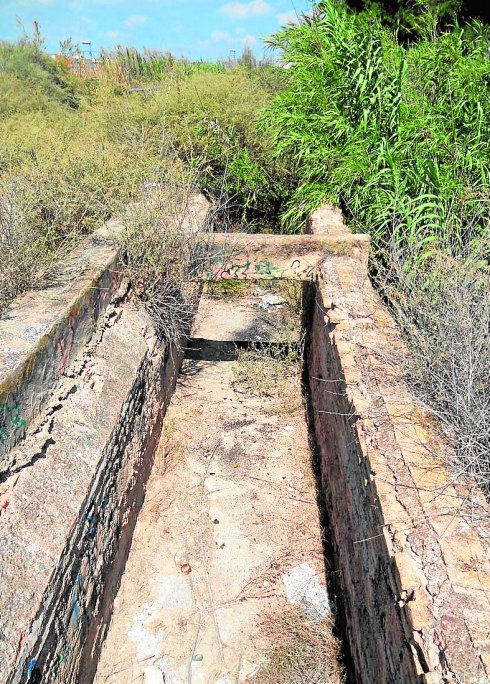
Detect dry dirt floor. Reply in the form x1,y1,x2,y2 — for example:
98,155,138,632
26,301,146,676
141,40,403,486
94,284,342,684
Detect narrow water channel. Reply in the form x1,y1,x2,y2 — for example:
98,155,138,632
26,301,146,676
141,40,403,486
94,282,343,684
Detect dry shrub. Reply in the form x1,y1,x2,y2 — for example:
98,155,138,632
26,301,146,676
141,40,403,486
380,249,490,493
250,607,344,684
119,176,211,347
0,178,72,313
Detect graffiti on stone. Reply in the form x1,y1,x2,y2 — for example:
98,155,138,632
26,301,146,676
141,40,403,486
0,402,26,443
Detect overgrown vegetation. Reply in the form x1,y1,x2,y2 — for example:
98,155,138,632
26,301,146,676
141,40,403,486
265,1,490,256
0,35,276,314
1,4,490,493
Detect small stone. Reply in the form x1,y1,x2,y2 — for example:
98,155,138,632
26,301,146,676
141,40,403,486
192,654,204,662
283,563,331,620
260,294,286,307
180,563,192,575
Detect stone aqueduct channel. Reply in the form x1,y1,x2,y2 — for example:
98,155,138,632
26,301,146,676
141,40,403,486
0,196,489,684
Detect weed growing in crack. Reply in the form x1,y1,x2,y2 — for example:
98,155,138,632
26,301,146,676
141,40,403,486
249,607,345,684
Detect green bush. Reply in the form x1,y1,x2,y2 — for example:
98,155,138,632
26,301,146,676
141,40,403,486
0,42,79,113
264,1,490,258
264,1,490,490
162,68,290,229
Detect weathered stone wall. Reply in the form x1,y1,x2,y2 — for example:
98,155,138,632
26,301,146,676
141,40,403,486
0,285,186,684
0,197,209,684
308,207,490,684
0,220,123,475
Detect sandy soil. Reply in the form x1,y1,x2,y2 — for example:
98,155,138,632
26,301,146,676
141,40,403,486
94,289,337,684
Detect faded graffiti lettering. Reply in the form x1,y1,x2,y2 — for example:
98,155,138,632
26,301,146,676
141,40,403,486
0,403,26,443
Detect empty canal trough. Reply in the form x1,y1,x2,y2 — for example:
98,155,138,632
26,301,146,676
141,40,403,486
0,200,489,684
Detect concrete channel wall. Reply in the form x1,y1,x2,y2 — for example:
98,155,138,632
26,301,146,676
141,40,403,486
308,207,490,684
0,199,489,684
0,197,208,684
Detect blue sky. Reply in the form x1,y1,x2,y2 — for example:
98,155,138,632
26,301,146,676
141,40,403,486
0,0,312,60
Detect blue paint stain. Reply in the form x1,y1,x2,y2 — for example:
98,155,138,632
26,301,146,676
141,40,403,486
27,659,37,677
70,602,79,627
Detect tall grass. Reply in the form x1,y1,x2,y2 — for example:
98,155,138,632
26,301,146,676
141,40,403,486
99,47,226,86
264,1,490,264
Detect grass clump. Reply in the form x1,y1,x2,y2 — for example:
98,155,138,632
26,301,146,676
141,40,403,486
232,282,304,404
206,280,253,299
250,607,344,684
234,340,303,399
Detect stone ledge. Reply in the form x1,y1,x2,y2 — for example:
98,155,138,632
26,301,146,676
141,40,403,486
196,231,370,281
0,303,182,684
0,220,123,475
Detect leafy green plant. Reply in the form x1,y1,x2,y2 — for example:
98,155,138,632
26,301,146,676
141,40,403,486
264,1,490,257
263,1,490,491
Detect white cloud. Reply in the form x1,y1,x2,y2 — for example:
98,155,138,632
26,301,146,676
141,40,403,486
123,14,147,28
241,33,257,45
276,10,299,25
235,27,246,35
220,0,270,20
107,29,121,40
211,31,230,42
